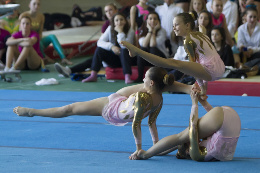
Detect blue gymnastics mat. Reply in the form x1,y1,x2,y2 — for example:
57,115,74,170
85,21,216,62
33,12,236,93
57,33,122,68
0,90,259,173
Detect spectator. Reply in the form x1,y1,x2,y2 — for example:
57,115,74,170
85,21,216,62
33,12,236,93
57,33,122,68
0,28,10,69
206,0,238,37
197,10,213,38
211,26,234,67
0,9,19,34
54,3,119,78
189,0,206,17
4,16,42,71
237,7,260,75
210,0,234,46
134,12,169,83
130,0,155,46
81,13,135,84
19,0,72,65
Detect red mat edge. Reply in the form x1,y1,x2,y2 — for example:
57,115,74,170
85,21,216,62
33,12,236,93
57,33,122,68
207,80,260,96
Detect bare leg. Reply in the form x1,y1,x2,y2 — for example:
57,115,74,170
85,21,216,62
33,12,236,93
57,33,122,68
137,107,224,159
15,46,42,70
13,97,109,118
121,41,212,81
5,45,20,68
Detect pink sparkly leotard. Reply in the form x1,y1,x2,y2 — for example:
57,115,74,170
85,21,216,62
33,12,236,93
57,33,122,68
184,31,225,81
200,106,241,161
102,92,162,144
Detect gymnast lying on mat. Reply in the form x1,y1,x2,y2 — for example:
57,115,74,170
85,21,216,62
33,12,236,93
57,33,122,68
129,84,241,161
13,67,192,158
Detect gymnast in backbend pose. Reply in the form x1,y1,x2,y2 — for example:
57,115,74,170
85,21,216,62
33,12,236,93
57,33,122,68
129,83,241,161
13,67,192,158
19,0,72,65
121,12,225,97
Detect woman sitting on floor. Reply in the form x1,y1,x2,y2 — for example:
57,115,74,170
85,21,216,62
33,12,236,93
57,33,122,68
4,16,42,71
19,0,72,65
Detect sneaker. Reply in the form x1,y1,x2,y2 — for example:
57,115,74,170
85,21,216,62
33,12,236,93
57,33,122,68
4,66,10,72
0,62,4,70
8,67,20,73
54,63,71,77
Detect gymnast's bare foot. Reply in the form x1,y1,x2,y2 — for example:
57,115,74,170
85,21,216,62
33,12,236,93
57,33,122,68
120,41,137,57
13,106,33,117
129,150,149,160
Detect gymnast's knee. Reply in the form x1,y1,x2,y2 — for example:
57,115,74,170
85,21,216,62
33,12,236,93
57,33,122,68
60,104,73,116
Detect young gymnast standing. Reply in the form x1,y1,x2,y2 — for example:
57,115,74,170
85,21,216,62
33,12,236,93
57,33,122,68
121,12,225,97
13,67,186,158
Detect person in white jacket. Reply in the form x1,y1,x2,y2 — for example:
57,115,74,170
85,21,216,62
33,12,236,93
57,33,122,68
237,7,260,75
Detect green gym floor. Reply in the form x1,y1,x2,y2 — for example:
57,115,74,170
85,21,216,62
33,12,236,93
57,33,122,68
0,56,129,93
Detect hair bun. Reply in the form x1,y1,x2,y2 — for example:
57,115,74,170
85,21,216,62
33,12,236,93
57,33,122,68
189,12,196,20
163,74,169,85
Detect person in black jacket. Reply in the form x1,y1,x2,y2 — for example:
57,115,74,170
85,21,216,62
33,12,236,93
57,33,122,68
211,26,234,67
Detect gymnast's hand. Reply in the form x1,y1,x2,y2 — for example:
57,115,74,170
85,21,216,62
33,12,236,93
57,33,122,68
120,41,137,57
192,83,208,101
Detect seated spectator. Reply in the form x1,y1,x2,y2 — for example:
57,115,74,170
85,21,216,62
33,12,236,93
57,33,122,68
19,0,72,65
101,3,118,33
0,28,10,69
239,0,260,20
130,0,155,46
0,9,19,34
130,0,155,32
197,10,213,38
206,0,238,38
189,0,206,17
211,26,234,67
3,16,42,71
134,12,169,83
210,0,234,46
237,7,260,75
54,3,119,78
80,13,135,84
233,11,247,68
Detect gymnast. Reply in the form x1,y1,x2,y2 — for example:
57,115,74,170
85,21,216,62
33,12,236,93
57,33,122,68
129,83,241,161
13,67,192,157
121,12,225,97
19,0,72,65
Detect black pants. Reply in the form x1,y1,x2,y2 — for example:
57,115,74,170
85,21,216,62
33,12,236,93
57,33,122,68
70,58,92,73
136,47,166,80
244,52,260,75
91,47,136,74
